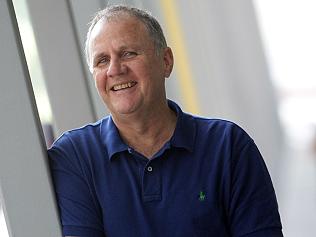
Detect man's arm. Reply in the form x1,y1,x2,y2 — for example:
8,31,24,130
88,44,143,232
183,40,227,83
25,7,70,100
48,134,105,237
225,134,283,236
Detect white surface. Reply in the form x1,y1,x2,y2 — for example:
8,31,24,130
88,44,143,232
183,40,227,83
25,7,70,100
0,208,9,237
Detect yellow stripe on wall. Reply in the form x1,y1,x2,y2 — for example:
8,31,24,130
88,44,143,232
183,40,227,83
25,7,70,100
160,0,200,114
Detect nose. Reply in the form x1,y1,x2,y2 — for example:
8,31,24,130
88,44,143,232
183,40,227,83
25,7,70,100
107,58,127,78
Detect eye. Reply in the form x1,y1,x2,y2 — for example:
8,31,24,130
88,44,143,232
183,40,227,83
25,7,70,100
122,51,137,59
93,56,110,68
98,57,110,65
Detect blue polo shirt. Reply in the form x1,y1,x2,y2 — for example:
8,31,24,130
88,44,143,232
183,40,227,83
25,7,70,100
48,100,282,237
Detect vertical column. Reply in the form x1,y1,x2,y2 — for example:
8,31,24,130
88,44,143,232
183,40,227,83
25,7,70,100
25,0,97,136
0,0,62,236
68,0,108,120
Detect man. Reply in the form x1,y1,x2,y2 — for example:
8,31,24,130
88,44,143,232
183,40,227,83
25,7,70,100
48,5,283,237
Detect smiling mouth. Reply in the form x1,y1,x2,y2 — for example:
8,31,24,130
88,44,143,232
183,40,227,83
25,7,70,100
111,81,137,91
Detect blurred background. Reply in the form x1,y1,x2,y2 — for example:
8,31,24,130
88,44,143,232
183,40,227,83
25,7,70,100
1,0,316,236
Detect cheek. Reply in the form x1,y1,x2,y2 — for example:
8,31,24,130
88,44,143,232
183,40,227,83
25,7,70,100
93,71,107,94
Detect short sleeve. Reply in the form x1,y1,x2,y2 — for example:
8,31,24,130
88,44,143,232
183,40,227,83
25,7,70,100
48,134,105,237
227,139,283,236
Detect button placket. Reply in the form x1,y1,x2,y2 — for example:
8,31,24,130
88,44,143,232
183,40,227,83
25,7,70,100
142,161,161,202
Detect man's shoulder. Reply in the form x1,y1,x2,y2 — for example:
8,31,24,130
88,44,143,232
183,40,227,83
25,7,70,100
50,116,110,149
189,113,245,133
185,113,253,145
191,114,235,127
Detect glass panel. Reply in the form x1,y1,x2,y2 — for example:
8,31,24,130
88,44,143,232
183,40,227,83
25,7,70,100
12,0,54,147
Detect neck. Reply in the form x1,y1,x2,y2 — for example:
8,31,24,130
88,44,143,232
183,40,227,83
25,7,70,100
112,100,177,158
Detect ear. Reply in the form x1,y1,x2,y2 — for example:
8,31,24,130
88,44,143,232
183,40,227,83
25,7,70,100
163,47,174,78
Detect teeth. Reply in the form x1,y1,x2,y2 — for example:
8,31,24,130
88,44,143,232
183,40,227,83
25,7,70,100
113,82,135,91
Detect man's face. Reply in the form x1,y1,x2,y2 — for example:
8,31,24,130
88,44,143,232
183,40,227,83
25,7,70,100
89,16,173,117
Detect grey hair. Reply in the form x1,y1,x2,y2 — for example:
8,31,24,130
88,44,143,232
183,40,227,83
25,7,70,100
85,5,167,71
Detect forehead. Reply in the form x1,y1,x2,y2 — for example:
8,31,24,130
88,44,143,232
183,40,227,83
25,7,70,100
89,15,152,48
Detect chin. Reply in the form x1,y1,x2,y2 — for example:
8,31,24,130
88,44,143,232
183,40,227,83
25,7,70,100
105,95,144,116
110,103,139,116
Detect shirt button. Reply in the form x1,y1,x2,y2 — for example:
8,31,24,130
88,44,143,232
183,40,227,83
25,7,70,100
147,166,153,172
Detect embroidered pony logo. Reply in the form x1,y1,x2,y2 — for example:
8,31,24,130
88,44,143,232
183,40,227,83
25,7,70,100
198,191,206,201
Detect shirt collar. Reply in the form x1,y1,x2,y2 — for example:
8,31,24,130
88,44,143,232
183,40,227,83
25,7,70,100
100,100,196,160
100,116,128,160
168,100,196,152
